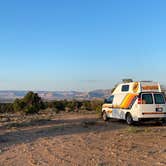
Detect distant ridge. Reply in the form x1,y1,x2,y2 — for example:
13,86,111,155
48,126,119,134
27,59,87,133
1,85,165,103
0,89,112,103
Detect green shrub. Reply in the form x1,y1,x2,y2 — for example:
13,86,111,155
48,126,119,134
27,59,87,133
13,92,44,114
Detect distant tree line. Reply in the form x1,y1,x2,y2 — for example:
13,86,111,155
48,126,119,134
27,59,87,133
45,99,103,113
0,91,103,114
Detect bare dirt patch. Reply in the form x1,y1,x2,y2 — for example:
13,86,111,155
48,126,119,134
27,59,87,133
0,112,166,166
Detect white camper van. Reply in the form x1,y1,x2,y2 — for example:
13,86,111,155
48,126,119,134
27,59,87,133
102,80,166,125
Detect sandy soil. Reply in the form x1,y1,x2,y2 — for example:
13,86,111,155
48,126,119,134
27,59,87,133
0,112,166,166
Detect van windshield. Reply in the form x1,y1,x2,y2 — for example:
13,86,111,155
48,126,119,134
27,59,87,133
154,94,165,104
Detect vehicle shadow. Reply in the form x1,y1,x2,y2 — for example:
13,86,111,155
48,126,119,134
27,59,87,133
0,116,127,150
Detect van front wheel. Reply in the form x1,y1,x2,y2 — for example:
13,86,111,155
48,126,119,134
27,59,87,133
102,111,108,121
126,113,133,125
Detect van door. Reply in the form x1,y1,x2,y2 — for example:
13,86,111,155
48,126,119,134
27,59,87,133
141,93,166,115
141,93,156,114
153,93,166,113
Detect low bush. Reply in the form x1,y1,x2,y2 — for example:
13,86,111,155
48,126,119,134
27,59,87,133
13,92,44,114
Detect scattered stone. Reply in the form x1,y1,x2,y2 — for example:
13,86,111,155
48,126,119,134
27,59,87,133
155,161,165,165
0,117,10,122
131,145,138,149
0,137,8,143
148,149,157,154
159,149,166,153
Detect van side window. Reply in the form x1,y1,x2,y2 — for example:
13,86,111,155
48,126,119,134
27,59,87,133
142,94,153,104
122,85,129,92
106,95,114,104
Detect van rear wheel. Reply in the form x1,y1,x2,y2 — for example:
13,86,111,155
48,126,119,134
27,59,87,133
126,113,133,125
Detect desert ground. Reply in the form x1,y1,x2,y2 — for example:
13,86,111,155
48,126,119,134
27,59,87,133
0,111,166,166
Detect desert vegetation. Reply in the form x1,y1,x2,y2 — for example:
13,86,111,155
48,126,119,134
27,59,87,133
1,91,166,115
0,91,103,114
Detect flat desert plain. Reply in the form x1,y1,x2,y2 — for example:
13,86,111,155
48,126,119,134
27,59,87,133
0,112,166,166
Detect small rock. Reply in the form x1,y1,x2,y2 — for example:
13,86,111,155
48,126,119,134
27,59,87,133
155,161,164,165
159,149,166,153
0,117,10,122
118,159,122,162
0,137,8,143
111,151,114,155
131,145,137,149
148,149,157,154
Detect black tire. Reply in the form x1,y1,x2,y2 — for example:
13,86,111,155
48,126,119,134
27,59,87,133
126,113,133,125
157,118,166,126
102,111,108,121
155,121,163,126
161,118,166,124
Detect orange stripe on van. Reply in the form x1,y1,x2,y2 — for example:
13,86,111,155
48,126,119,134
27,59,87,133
120,94,137,109
120,94,130,108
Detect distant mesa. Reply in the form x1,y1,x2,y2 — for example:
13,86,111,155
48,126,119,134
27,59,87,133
1,86,165,103
0,89,112,103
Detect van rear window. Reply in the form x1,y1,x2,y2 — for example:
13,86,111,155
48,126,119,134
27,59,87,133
142,94,153,104
154,94,165,104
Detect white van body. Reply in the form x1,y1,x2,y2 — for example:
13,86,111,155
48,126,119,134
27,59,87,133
102,81,166,124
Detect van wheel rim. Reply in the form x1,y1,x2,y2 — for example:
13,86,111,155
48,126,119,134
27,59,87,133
103,112,107,121
127,115,132,124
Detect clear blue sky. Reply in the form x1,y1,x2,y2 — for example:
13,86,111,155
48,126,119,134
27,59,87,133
0,0,166,91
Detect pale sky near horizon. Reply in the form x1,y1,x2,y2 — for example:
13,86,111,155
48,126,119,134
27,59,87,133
0,0,166,91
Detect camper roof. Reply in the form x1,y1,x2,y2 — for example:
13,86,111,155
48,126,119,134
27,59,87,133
112,81,161,94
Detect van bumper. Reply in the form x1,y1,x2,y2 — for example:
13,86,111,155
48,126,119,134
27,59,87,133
138,117,166,122
134,112,166,121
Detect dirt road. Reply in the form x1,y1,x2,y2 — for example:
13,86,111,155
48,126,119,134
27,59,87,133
0,112,166,166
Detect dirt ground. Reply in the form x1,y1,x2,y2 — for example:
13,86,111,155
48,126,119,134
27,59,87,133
0,112,166,166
